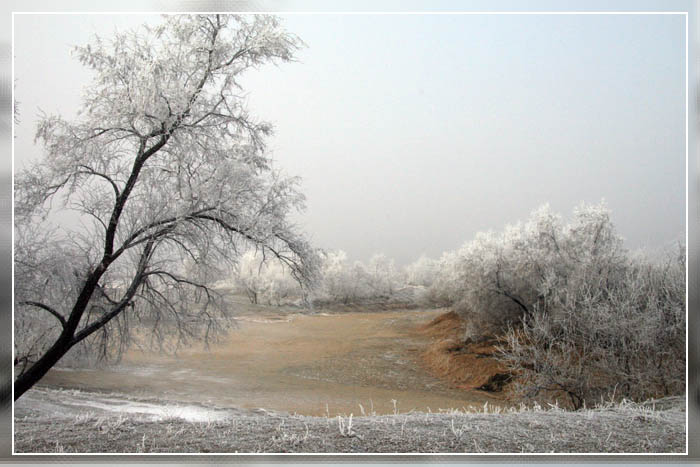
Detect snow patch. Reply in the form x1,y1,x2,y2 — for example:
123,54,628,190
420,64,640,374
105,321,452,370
77,398,229,422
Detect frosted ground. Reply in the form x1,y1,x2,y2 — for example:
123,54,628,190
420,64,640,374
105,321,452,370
14,386,685,453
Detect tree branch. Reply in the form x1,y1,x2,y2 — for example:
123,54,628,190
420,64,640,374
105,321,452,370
19,301,66,329
77,165,121,199
71,239,156,346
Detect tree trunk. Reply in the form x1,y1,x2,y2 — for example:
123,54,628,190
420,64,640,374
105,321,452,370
14,332,74,401
15,264,106,400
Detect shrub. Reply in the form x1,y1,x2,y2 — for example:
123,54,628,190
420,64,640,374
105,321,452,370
434,201,685,406
424,251,463,307
314,250,370,304
233,251,304,306
313,250,405,305
441,202,627,338
499,247,685,408
405,255,439,288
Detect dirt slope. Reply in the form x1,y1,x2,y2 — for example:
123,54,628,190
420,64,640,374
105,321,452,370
418,310,511,391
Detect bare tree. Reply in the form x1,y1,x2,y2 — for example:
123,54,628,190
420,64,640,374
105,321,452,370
13,14,318,400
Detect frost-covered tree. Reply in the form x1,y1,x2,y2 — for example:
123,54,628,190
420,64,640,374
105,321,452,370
367,253,399,297
13,14,318,400
262,262,302,305
317,250,402,304
405,254,438,288
431,201,685,406
316,250,364,303
233,250,302,305
425,250,464,306
234,251,267,305
317,250,347,300
499,244,685,408
442,202,627,338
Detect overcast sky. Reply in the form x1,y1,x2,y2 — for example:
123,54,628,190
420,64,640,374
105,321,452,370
13,12,686,265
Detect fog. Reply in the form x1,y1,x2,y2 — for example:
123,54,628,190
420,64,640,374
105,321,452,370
13,12,686,265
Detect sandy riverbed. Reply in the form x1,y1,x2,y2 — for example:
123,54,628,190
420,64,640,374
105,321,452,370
32,307,503,417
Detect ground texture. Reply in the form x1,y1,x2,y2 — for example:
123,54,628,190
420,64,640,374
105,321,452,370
14,390,685,454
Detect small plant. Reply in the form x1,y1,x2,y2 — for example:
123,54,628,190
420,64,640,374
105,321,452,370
133,434,147,453
72,411,95,425
337,414,357,437
94,413,128,433
449,418,467,438
273,421,309,447
400,416,409,437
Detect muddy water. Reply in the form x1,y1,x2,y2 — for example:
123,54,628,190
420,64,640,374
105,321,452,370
41,308,503,416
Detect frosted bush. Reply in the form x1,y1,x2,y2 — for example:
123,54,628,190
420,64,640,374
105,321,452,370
430,201,685,406
233,250,304,306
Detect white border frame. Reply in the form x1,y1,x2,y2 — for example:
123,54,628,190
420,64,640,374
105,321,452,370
10,9,691,457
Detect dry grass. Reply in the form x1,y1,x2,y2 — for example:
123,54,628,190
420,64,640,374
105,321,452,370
14,397,685,453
